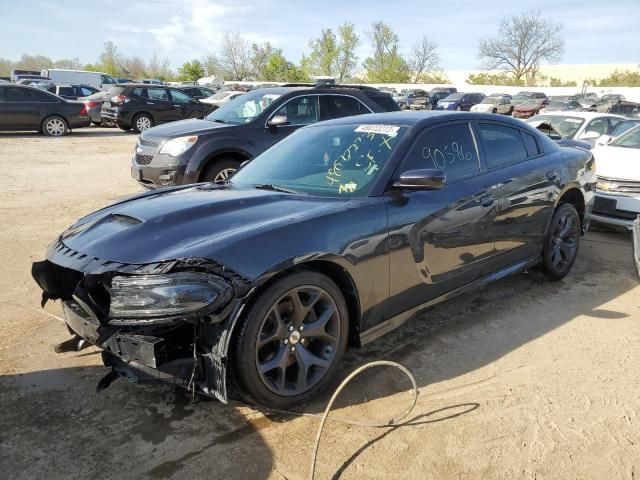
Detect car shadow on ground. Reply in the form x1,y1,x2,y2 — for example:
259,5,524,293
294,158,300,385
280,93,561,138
0,128,132,139
1,231,635,479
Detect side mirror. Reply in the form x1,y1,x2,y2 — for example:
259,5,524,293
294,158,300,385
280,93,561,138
393,169,446,190
580,131,601,140
267,115,289,127
596,134,613,146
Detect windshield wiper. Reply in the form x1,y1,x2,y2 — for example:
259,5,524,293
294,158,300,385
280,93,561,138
253,183,302,194
211,119,227,124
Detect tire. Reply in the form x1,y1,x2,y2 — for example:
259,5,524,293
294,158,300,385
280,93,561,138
399,102,407,110
508,107,514,115
539,203,580,281
41,116,68,137
200,158,241,183
230,270,349,408
132,113,153,134
492,108,497,114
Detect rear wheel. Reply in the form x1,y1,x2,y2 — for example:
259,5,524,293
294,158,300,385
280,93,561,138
41,116,68,137
132,113,153,134
231,271,349,408
200,158,241,183
539,203,580,280
492,108,497,114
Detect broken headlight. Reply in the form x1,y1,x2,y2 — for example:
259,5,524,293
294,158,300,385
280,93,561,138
108,272,221,319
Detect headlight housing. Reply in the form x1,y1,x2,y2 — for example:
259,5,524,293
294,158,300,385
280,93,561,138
108,272,223,319
159,135,198,157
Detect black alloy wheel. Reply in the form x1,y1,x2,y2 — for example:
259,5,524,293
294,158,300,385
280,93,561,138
540,203,580,280
231,271,348,408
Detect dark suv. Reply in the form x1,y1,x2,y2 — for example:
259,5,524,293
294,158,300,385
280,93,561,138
131,84,400,188
176,86,217,100
101,84,214,134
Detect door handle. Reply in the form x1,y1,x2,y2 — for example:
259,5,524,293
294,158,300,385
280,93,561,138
480,194,495,207
546,170,559,181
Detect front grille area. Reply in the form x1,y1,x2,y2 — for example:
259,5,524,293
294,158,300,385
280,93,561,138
135,153,153,165
597,176,640,195
139,138,160,148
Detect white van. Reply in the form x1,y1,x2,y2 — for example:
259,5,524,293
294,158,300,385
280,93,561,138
40,69,118,90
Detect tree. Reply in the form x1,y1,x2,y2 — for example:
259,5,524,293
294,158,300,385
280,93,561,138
408,35,441,83
119,56,147,79
307,28,339,77
98,41,120,75
250,42,275,80
147,53,174,81
201,54,220,77
53,58,82,70
478,10,564,85
591,70,640,87
262,50,309,82
178,60,205,81
362,21,410,83
14,54,54,71
219,32,252,81
0,57,12,76
466,72,525,86
335,22,360,82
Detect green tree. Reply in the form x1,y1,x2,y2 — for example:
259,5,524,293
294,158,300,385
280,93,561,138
202,54,220,77
178,60,205,81
0,57,13,76
335,22,359,82
262,50,309,82
307,28,339,77
595,70,640,87
466,72,525,86
362,21,410,83
98,41,120,75
549,77,577,87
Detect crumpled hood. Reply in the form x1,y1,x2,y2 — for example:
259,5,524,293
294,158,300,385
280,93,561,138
59,185,347,265
594,146,640,181
141,118,235,140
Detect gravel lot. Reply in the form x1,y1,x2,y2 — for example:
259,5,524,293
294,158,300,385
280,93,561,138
1,128,639,479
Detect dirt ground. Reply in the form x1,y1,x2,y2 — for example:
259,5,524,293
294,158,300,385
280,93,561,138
0,128,639,480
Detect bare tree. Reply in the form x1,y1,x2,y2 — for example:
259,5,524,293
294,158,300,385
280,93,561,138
202,54,220,77
408,35,441,83
250,42,275,80
219,32,252,81
478,10,564,84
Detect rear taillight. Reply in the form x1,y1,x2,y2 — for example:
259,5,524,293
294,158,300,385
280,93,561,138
111,95,128,105
84,101,98,108
79,105,88,116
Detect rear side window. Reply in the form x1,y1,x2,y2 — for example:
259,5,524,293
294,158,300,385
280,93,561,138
169,89,193,103
58,86,74,96
146,88,169,101
321,95,369,120
521,131,540,157
369,93,400,112
401,123,480,182
477,123,528,168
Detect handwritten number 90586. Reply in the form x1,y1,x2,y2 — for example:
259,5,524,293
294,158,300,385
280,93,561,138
422,142,473,169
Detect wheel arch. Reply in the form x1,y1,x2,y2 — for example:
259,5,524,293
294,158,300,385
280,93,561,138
239,258,362,348
197,149,253,182
555,186,586,232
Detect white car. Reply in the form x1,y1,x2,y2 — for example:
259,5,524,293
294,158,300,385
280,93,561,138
470,95,513,115
591,125,640,229
201,90,244,108
526,112,625,145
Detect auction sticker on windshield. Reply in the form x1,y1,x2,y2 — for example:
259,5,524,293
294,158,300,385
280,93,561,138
355,125,400,137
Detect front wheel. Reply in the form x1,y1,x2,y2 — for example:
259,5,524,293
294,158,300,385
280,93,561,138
200,159,241,183
539,203,580,280
230,271,349,408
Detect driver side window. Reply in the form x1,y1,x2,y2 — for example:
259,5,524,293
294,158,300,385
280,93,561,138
585,118,608,135
401,123,479,183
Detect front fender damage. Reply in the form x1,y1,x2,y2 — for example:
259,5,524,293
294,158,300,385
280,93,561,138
31,247,253,403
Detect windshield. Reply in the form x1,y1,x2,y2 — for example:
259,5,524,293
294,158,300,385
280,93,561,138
547,101,569,108
522,99,541,106
480,97,499,104
231,124,408,197
209,91,233,100
444,93,464,101
206,90,281,124
611,125,640,149
529,115,585,138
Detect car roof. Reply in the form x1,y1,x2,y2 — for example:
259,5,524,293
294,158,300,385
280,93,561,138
314,111,535,129
533,111,625,120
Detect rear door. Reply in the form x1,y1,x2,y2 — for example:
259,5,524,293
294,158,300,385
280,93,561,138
141,87,173,124
473,122,557,266
385,121,499,317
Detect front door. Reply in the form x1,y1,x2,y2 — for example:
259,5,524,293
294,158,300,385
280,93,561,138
142,88,174,124
257,95,320,152
168,89,201,120
3,86,43,129
385,121,499,318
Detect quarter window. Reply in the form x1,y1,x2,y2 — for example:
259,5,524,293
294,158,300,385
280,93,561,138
401,123,480,182
477,123,528,168
521,131,540,157
273,96,319,125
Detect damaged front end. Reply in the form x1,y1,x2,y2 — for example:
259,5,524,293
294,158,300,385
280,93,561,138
31,238,253,403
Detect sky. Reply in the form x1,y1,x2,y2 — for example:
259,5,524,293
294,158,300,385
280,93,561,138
1,0,639,72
